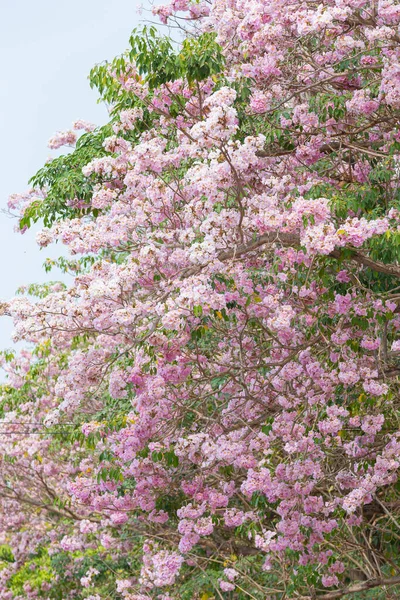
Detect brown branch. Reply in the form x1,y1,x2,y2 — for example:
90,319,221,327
217,232,300,261
300,575,400,600
338,249,400,278
216,233,400,278
255,140,388,159
0,488,83,521
379,368,400,380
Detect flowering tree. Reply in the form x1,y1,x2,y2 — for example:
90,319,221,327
1,0,400,598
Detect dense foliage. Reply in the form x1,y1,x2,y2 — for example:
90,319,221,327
2,1,400,598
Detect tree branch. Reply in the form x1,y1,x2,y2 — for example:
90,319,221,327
216,233,400,278
300,575,400,600
255,140,388,159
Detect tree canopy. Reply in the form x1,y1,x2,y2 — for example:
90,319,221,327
1,1,400,598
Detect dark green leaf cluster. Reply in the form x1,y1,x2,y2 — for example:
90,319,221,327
24,127,113,229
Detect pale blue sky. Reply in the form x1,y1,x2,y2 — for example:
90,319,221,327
0,0,147,349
